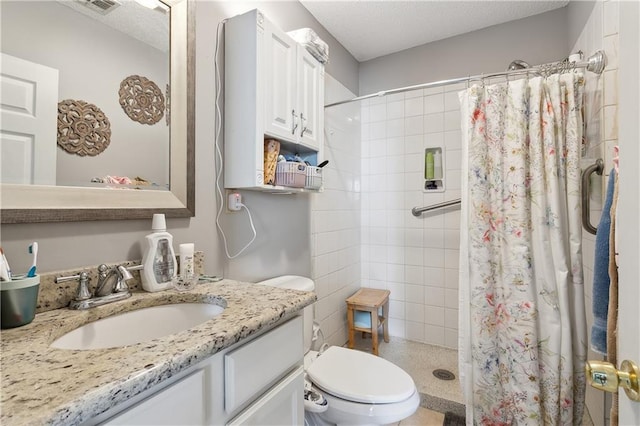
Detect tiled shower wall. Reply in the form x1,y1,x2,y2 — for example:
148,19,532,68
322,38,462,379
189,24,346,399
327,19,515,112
360,84,464,349
310,75,361,347
572,1,619,425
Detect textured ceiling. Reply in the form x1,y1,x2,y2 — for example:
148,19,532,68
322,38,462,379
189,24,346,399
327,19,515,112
300,0,570,62
58,0,169,52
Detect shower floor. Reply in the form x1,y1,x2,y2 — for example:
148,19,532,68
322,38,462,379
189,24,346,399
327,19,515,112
350,334,464,417
349,334,595,425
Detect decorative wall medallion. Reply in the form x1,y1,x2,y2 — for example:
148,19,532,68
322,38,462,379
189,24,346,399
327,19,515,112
119,75,165,125
57,99,111,156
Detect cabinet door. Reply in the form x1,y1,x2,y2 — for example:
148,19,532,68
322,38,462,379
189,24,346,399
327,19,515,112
264,21,297,142
296,46,324,151
103,370,205,425
227,367,304,426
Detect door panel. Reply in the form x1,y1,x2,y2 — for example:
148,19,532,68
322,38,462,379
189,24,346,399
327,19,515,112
0,53,58,185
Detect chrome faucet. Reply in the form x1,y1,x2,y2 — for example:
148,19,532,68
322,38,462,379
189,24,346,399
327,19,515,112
56,264,139,310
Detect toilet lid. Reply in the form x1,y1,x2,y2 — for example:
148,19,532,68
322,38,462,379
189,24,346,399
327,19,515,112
306,346,416,404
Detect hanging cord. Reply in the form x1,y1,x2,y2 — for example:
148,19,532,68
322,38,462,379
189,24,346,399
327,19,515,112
214,19,257,259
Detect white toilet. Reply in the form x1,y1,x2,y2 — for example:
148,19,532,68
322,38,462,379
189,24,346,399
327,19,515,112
257,275,420,426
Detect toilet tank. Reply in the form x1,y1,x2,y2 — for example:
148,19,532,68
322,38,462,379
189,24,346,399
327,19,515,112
256,275,314,353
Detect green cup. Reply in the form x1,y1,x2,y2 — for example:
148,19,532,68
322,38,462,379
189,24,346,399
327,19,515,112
1,275,40,329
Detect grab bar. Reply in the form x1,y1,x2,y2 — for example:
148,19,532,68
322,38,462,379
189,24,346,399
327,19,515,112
412,198,462,217
581,158,604,235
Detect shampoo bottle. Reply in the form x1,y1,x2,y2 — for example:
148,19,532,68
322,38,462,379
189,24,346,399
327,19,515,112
141,214,177,292
425,151,435,179
433,150,442,180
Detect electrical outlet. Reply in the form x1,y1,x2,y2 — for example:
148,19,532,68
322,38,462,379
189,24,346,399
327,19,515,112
228,192,242,211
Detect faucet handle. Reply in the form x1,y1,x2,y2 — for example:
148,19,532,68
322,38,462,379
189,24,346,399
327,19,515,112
114,265,133,293
55,272,91,301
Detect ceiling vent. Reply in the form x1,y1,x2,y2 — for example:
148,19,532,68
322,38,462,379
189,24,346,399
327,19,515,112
75,0,121,15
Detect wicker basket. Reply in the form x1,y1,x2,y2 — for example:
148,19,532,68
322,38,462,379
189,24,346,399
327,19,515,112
275,162,306,188
305,166,322,189
263,139,280,185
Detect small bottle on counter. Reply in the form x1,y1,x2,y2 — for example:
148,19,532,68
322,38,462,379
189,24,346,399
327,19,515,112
179,243,195,280
141,214,177,292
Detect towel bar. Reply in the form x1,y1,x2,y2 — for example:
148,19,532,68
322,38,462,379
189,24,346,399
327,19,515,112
581,158,604,235
412,198,462,216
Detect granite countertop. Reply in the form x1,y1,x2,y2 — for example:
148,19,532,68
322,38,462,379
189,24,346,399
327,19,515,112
0,279,316,425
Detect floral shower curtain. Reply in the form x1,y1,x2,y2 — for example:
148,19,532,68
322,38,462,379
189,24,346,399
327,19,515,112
458,73,587,425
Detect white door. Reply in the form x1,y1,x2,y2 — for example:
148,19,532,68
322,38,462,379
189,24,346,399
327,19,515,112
0,53,58,185
296,45,323,151
616,1,640,424
263,21,296,143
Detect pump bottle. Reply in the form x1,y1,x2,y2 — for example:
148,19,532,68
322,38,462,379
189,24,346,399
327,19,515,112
141,214,177,292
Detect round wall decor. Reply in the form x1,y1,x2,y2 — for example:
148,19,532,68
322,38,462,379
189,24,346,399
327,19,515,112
57,99,111,156
119,75,165,125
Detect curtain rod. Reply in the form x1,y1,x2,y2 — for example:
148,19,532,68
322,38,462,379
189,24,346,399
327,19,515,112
325,50,606,109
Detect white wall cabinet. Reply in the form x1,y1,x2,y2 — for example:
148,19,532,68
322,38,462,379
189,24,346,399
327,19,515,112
225,9,324,191
94,316,304,426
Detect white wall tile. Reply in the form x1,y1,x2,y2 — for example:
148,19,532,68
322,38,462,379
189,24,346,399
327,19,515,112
424,113,445,133
425,305,445,326
406,322,425,342
424,325,445,346
424,93,445,114
406,302,425,322
425,286,445,307
603,0,619,36
424,267,445,288
423,228,445,249
444,288,458,309
405,115,424,136
387,100,405,120
357,79,463,349
603,35,618,69
405,264,424,283
444,328,458,348
424,247,445,267
405,96,424,117
444,90,460,111
444,110,461,131
370,103,386,122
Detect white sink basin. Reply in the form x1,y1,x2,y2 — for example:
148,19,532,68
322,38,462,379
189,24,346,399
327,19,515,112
51,303,225,350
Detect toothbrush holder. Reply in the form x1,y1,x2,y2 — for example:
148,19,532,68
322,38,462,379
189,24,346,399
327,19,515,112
1,275,40,329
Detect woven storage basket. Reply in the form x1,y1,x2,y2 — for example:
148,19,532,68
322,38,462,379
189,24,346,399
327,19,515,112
305,166,322,189
263,139,280,185
275,162,306,188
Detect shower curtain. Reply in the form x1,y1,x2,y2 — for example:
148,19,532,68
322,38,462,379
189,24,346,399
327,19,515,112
458,73,587,425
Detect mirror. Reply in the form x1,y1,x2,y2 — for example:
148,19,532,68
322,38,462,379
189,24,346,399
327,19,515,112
0,0,194,223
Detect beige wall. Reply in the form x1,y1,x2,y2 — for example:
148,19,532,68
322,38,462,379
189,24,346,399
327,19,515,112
358,8,569,95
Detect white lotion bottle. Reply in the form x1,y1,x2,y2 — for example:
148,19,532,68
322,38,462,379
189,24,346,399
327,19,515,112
141,214,177,292
179,243,195,279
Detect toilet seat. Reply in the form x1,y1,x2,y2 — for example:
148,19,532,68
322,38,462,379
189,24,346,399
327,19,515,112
318,387,420,426
306,346,416,404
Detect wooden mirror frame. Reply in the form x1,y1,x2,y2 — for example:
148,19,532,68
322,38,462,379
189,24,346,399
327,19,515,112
1,0,195,223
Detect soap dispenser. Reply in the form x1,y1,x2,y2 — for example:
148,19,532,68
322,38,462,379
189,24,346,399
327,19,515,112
141,214,177,292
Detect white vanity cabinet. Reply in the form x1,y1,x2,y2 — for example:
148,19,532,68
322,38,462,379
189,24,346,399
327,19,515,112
97,316,304,426
224,8,324,190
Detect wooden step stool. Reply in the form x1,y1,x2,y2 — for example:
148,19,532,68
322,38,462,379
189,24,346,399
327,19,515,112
346,288,390,356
